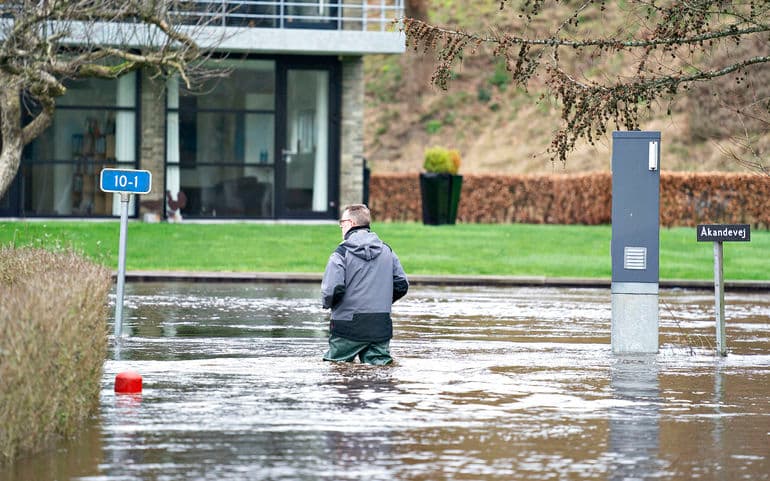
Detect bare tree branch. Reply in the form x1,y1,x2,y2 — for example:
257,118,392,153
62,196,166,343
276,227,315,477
402,0,770,169
0,0,228,197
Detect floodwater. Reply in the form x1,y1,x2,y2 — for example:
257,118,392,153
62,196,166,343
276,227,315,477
3,283,769,481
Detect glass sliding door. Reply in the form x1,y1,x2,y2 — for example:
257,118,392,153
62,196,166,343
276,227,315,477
281,67,334,216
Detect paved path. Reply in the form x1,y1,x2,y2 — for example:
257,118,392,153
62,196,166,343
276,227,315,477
120,271,770,291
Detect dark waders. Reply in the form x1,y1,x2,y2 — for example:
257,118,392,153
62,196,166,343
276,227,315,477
324,336,393,365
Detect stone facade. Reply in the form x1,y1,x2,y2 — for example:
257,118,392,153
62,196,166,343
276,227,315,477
138,71,166,219
339,56,365,212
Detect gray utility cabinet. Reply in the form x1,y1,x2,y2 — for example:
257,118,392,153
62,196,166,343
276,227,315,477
611,131,661,354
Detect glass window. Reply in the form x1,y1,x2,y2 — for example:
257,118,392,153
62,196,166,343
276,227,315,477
225,1,278,28
56,76,135,107
176,165,274,218
284,0,339,29
196,65,275,110
167,60,276,219
19,72,137,217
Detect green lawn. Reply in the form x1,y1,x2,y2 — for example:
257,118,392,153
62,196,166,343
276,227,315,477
1,221,767,281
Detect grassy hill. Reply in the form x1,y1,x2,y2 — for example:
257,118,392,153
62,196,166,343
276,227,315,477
363,1,770,175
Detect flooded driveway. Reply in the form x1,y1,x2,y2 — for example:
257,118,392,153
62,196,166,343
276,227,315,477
3,283,769,480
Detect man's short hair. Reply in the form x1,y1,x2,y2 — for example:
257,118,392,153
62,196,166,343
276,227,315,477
344,204,371,226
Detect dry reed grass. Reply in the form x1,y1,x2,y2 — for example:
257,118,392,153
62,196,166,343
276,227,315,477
0,247,111,463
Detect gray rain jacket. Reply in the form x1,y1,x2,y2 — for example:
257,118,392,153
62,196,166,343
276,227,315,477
321,226,409,342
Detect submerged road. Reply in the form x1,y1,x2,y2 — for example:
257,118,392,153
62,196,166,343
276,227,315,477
3,282,769,481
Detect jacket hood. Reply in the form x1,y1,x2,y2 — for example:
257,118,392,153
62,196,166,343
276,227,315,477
341,228,384,261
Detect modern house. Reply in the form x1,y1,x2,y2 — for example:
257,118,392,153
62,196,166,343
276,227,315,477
0,1,405,220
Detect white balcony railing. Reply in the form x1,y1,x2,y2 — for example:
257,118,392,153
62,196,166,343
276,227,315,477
173,0,404,32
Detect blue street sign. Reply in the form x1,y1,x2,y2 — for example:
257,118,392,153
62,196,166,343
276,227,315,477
100,168,152,194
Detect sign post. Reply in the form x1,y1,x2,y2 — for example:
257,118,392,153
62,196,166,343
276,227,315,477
696,224,751,356
100,168,152,339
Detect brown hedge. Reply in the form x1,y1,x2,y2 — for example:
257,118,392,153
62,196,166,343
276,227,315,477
370,172,770,227
0,247,111,463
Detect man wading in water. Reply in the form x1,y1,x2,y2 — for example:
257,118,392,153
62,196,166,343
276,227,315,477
321,204,409,365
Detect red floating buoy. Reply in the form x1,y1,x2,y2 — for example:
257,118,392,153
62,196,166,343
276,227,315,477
114,371,142,393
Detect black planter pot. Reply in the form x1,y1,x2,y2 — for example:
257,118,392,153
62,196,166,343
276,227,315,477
419,173,463,225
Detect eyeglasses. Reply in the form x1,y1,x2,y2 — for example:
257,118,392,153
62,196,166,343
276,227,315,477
338,218,352,227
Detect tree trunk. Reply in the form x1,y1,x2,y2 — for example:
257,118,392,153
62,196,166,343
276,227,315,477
0,84,24,200
0,76,56,200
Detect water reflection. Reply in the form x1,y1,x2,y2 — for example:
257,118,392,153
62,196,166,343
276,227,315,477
1,283,768,481
609,356,662,480
712,363,728,481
